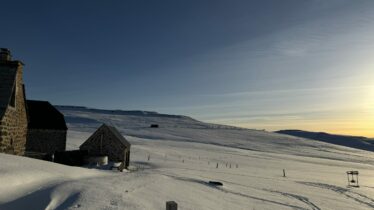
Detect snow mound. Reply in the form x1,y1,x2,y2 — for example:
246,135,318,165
0,153,106,208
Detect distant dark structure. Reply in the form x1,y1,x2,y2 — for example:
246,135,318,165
0,49,28,155
80,124,131,168
208,181,223,186
150,124,159,128
26,100,68,154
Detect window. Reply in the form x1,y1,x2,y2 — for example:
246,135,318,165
9,86,16,108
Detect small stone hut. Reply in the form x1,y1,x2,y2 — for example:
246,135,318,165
0,49,28,155
25,100,68,154
80,124,131,168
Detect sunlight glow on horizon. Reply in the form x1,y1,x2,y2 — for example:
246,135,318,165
202,84,374,138
210,119,374,138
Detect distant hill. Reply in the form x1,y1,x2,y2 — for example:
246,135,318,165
55,105,240,130
54,105,374,165
276,130,374,152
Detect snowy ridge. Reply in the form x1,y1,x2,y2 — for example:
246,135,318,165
276,130,374,152
58,106,374,165
56,105,240,130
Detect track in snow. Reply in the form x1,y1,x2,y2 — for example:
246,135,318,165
299,182,374,208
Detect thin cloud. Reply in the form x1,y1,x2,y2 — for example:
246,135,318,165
200,85,374,98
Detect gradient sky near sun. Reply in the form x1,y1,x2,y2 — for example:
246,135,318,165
1,0,373,137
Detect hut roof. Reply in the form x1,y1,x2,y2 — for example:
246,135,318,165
104,124,131,147
26,100,67,130
80,124,130,149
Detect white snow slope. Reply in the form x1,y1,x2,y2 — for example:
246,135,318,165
0,106,373,210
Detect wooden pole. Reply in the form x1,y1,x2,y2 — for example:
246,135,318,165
347,173,349,186
356,174,359,187
283,169,286,177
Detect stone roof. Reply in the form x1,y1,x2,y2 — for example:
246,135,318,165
104,124,131,147
26,100,68,130
79,124,131,152
0,60,20,120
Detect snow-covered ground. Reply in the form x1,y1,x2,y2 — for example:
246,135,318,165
1,107,374,209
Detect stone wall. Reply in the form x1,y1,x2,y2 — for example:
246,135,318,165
0,63,28,155
26,129,67,154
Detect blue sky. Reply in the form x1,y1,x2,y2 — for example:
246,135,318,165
1,0,374,136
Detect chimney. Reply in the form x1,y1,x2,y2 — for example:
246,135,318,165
0,48,12,61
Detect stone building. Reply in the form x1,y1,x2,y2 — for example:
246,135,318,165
26,100,68,154
0,48,28,155
80,124,131,168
